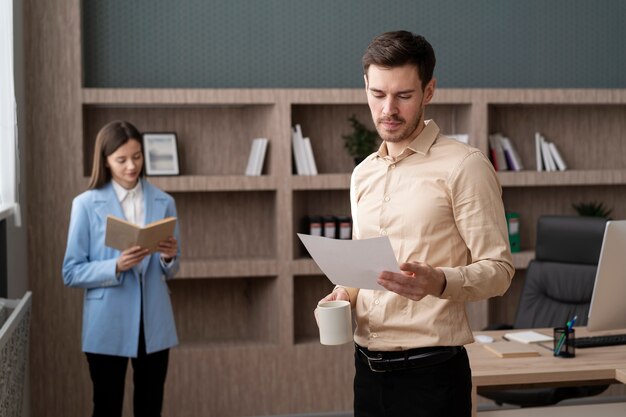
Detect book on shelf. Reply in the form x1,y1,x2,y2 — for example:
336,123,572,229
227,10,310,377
482,341,541,358
302,137,318,175
535,132,568,172
489,133,524,171
499,136,524,171
244,137,269,176
292,124,314,175
540,137,556,172
488,133,508,171
503,330,553,344
548,142,567,171
535,132,544,172
105,215,176,253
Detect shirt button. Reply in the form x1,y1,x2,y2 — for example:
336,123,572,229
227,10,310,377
374,299,380,305
372,333,378,338
384,195,390,202
380,230,387,236
390,164,396,169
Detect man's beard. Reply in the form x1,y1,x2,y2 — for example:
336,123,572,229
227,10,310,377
376,107,423,143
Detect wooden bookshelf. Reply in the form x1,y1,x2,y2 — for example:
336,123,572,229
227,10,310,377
75,87,626,416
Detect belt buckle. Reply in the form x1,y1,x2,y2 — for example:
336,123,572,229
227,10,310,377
360,350,387,373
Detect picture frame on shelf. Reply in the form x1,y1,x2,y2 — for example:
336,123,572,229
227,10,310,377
142,132,180,176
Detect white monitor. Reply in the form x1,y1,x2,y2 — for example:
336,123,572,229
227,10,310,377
587,220,626,331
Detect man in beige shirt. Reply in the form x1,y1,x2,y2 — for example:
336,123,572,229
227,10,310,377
319,31,514,416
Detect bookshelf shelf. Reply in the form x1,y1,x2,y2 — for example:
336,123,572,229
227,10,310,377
175,340,279,350
169,276,279,345
498,169,626,187
291,258,322,275
148,175,279,192
291,173,351,190
177,258,279,279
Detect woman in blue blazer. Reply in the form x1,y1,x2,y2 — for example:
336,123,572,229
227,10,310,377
62,121,180,417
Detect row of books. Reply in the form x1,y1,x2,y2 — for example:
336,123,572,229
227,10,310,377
246,131,567,176
246,125,320,176
489,132,568,172
488,133,524,171
535,132,567,172
292,124,318,175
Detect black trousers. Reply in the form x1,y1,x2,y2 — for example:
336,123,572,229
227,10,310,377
354,346,472,417
85,320,169,417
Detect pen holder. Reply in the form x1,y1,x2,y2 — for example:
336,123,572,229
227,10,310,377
553,327,575,358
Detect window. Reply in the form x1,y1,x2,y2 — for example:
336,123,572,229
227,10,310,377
0,0,20,225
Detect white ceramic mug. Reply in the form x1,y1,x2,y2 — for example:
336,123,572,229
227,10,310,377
317,300,352,345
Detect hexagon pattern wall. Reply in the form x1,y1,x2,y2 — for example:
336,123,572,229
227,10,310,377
82,0,626,88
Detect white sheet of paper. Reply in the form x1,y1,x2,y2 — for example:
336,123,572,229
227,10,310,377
297,234,400,290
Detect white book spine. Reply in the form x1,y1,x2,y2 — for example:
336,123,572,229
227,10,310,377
535,132,543,172
540,136,556,172
254,138,268,175
292,125,309,175
245,139,261,176
296,125,312,175
548,142,567,171
302,137,318,175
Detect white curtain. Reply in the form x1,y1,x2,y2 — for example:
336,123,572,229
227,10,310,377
0,0,20,226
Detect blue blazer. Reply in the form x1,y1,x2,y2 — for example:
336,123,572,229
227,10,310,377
62,179,180,357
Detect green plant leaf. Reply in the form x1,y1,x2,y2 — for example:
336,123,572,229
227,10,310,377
572,201,613,218
341,114,379,158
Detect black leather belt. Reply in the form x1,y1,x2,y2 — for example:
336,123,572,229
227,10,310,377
356,344,462,373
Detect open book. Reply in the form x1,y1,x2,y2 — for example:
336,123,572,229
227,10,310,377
105,215,176,253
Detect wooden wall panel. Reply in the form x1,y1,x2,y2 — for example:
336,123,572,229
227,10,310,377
25,0,90,416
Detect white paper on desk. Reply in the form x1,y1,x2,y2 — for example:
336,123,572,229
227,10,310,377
297,234,400,290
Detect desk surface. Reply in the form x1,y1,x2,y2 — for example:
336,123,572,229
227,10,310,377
468,328,626,416
468,328,626,387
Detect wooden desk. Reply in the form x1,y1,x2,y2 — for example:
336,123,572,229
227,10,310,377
467,328,626,416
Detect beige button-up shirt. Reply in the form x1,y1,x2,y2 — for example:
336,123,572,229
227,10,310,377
343,120,514,351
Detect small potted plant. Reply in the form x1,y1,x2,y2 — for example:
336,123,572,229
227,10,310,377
572,201,612,218
341,114,379,165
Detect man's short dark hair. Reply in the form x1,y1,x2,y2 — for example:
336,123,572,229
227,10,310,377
362,31,436,90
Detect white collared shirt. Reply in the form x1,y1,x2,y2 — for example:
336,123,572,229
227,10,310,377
111,179,174,269
112,180,145,227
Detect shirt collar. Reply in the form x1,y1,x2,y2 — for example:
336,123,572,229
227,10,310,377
407,119,440,155
375,119,441,160
111,179,143,203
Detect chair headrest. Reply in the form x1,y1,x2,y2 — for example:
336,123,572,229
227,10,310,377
535,216,607,265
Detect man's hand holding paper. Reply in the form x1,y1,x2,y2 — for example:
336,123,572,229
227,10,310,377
297,234,401,291
377,261,447,301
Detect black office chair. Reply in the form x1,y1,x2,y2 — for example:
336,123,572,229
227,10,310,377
479,215,609,407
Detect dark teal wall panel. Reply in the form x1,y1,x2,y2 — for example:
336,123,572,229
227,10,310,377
82,0,626,88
